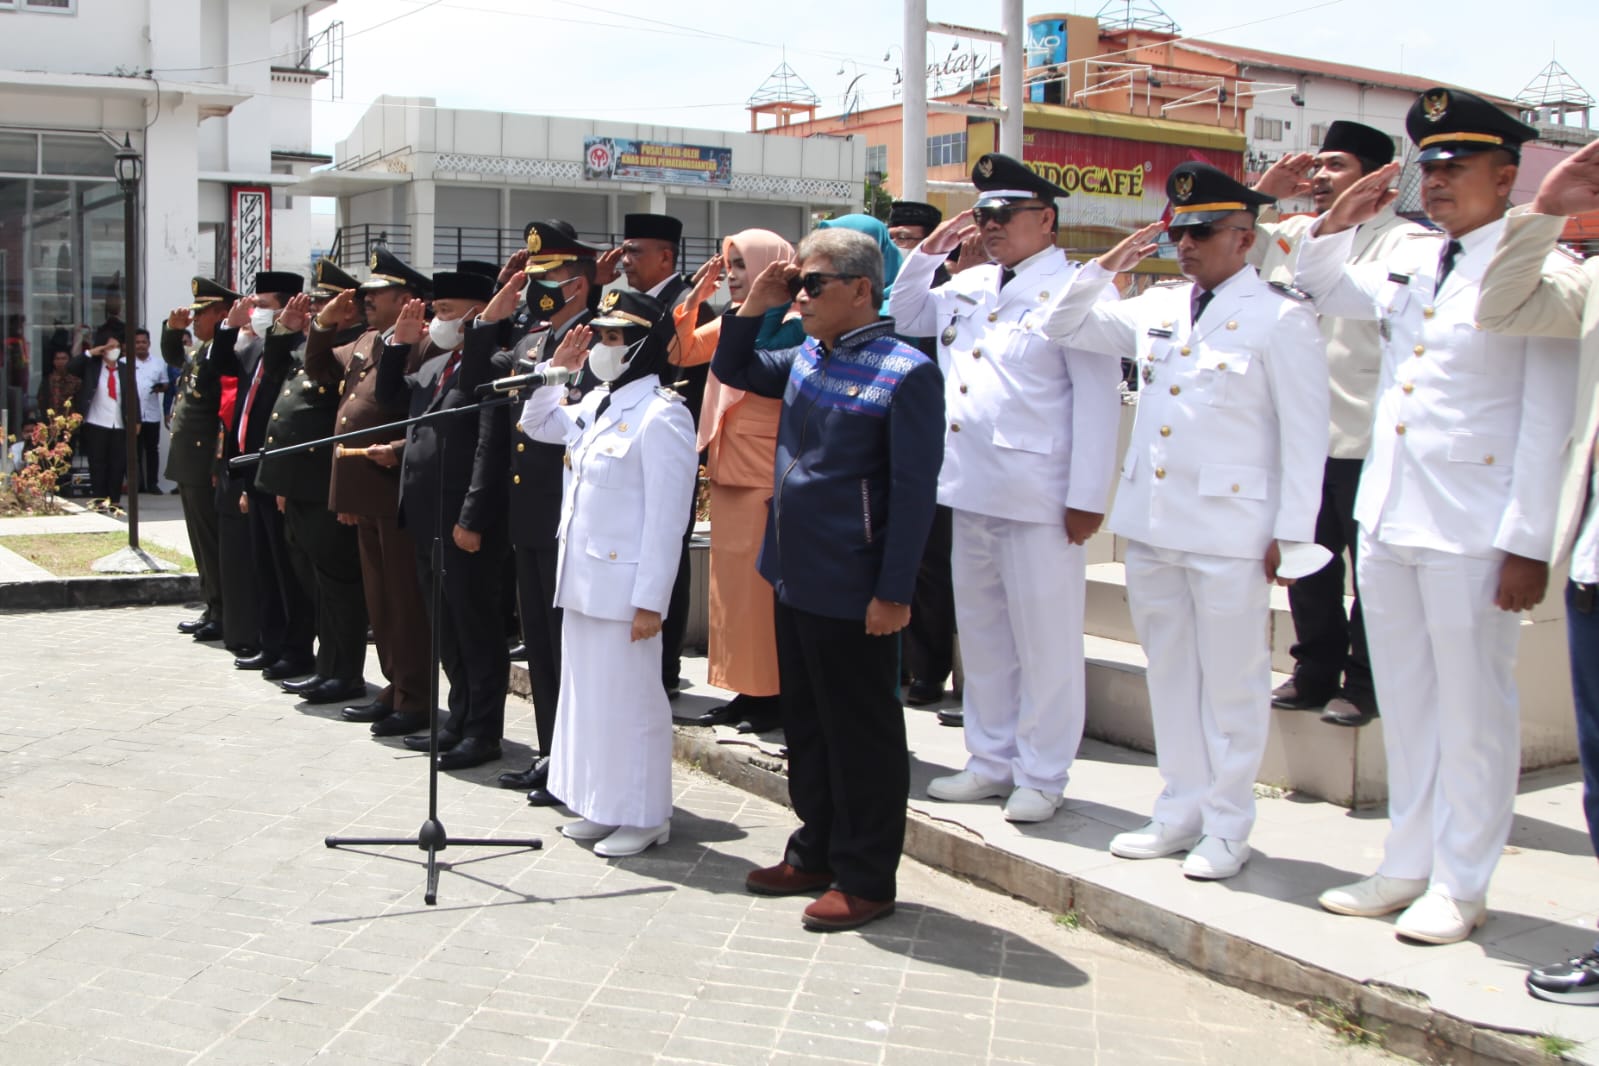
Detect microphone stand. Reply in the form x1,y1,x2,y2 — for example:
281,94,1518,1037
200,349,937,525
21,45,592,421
231,388,543,905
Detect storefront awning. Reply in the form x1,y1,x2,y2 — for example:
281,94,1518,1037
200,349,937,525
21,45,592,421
291,167,411,197
0,70,252,117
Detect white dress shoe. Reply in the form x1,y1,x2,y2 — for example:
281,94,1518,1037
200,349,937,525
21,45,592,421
1181,835,1250,880
560,817,618,842
926,770,1010,803
1109,820,1201,859
594,822,670,857
1317,875,1428,917
1003,787,1062,823
1394,890,1487,944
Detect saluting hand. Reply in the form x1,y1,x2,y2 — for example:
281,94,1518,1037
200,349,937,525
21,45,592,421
1533,138,1599,217
690,254,725,303
1253,152,1314,200
277,292,312,334
1318,161,1401,235
595,247,623,287
551,324,592,371
225,295,256,330
391,299,427,346
167,307,192,332
498,249,530,286
1095,221,1166,274
482,274,527,324
947,232,988,275
316,288,358,330
919,209,979,257
737,261,801,318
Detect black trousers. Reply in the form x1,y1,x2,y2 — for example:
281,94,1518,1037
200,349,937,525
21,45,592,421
904,504,955,686
514,541,562,756
81,422,126,504
417,530,510,743
660,506,696,688
246,487,314,666
1285,456,1375,708
176,479,222,621
284,498,368,683
215,478,260,650
775,601,908,902
139,420,161,490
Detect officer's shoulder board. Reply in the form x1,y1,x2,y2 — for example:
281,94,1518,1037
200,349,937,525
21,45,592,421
1267,280,1312,301
655,385,686,404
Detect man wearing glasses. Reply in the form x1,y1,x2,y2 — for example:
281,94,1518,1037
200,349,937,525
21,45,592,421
889,153,1123,823
1043,162,1329,880
712,228,944,931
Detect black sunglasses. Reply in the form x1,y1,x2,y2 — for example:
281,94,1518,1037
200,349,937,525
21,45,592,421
1172,222,1254,241
973,204,1046,226
787,272,862,298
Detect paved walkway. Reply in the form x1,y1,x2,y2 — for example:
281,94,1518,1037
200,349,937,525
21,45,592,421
0,606,1390,1066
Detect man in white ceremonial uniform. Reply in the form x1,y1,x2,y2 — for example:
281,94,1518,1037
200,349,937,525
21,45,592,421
1475,138,1599,1002
519,290,698,858
1250,122,1433,727
1043,162,1330,879
1296,88,1579,944
888,152,1122,822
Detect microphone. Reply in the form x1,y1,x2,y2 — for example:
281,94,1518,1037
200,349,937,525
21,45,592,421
476,365,576,395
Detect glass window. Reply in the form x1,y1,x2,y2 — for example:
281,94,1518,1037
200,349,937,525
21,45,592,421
0,131,37,174
41,135,113,177
925,132,968,168
23,0,76,12
866,144,888,180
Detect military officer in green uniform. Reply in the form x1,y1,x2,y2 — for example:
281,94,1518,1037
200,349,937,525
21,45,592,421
162,277,241,646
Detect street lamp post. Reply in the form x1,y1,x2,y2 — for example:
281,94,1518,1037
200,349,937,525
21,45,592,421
114,135,141,551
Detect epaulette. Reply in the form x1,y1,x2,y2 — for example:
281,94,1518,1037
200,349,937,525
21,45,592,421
656,385,685,403
1267,280,1312,301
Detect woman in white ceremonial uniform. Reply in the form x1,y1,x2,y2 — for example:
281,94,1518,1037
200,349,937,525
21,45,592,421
518,290,697,857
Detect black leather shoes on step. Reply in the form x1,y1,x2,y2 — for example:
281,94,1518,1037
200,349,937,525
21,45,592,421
526,787,562,807
301,679,368,705
280,674,327,695
402,730,459,752
234,651,274,671
497,756,549,790
192,623,224,643
262,658,314,682
370,711,431,737
341,700,392,723
177,615,209,634
437,737,502,770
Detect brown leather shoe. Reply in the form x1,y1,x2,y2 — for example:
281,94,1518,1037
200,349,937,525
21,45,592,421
745,862,833,897
801,890,895,931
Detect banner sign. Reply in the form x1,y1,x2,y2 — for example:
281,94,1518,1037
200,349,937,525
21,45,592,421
230,185,272,289
582,137,732,188
1023,129,1243,236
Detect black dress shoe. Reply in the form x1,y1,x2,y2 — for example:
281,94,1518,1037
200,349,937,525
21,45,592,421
437,737,502,770
177,615,209,634
402,729,459,752
905,681,944,707
735,711,783,734
341,701,393,723
280,674,327,695
191,622,225,643
371,711,432,737
225,644,259,657
676,703,739,727
497,756,549,790
1270,677,1334,711
936,708,964,728
508,642,529,661
526,786,563,807
234,651,274,671
262,658,315,682
301,679,369,705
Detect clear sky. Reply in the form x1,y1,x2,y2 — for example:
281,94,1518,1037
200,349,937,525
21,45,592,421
302,0,1596,156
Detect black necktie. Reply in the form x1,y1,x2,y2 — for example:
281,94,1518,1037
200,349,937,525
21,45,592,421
1191,288,1213,326
999,267,1016,290
1435,239,1462,295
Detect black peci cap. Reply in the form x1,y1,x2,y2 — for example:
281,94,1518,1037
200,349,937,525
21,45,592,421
622,213,683,245
1320,120,1397,166
360,248,432,296
1407,87,1538,164
253,271,304,298
1165,161,1275,228
970,152,1070,208
888,201,943,231
431,270,496,304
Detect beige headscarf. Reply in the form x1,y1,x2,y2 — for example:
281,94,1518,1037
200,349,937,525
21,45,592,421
696,229,796,452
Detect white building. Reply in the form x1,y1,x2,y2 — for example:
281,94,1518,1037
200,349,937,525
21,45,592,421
0,0,329,399
300,97,866,277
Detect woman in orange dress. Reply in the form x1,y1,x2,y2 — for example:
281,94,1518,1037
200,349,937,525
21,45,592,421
672,230,804,732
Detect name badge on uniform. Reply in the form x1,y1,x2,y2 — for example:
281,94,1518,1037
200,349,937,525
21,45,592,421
1147,327,1174,339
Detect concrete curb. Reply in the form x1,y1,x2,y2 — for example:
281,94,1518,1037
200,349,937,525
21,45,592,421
0,574,200,612
668,727,1550,1066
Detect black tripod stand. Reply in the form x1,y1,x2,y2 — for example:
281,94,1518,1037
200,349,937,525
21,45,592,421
232,388,542,904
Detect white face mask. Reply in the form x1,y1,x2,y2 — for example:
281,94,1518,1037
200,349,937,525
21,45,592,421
428,313,466,351
587,341,636,383
249,307,278,336
102,345,120,362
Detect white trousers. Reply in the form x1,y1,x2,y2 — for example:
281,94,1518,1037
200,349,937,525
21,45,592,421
549,609,674,829
1357,532,1521,901
951,509,1087,794
1124,540,1271,841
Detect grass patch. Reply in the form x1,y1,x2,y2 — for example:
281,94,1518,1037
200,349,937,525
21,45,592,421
1053,910,1081,930
1304,999,1385,1047
1537,1033,1578,1058
0,532,195,577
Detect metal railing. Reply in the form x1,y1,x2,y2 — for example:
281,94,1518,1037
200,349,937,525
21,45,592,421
327,224,414,268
